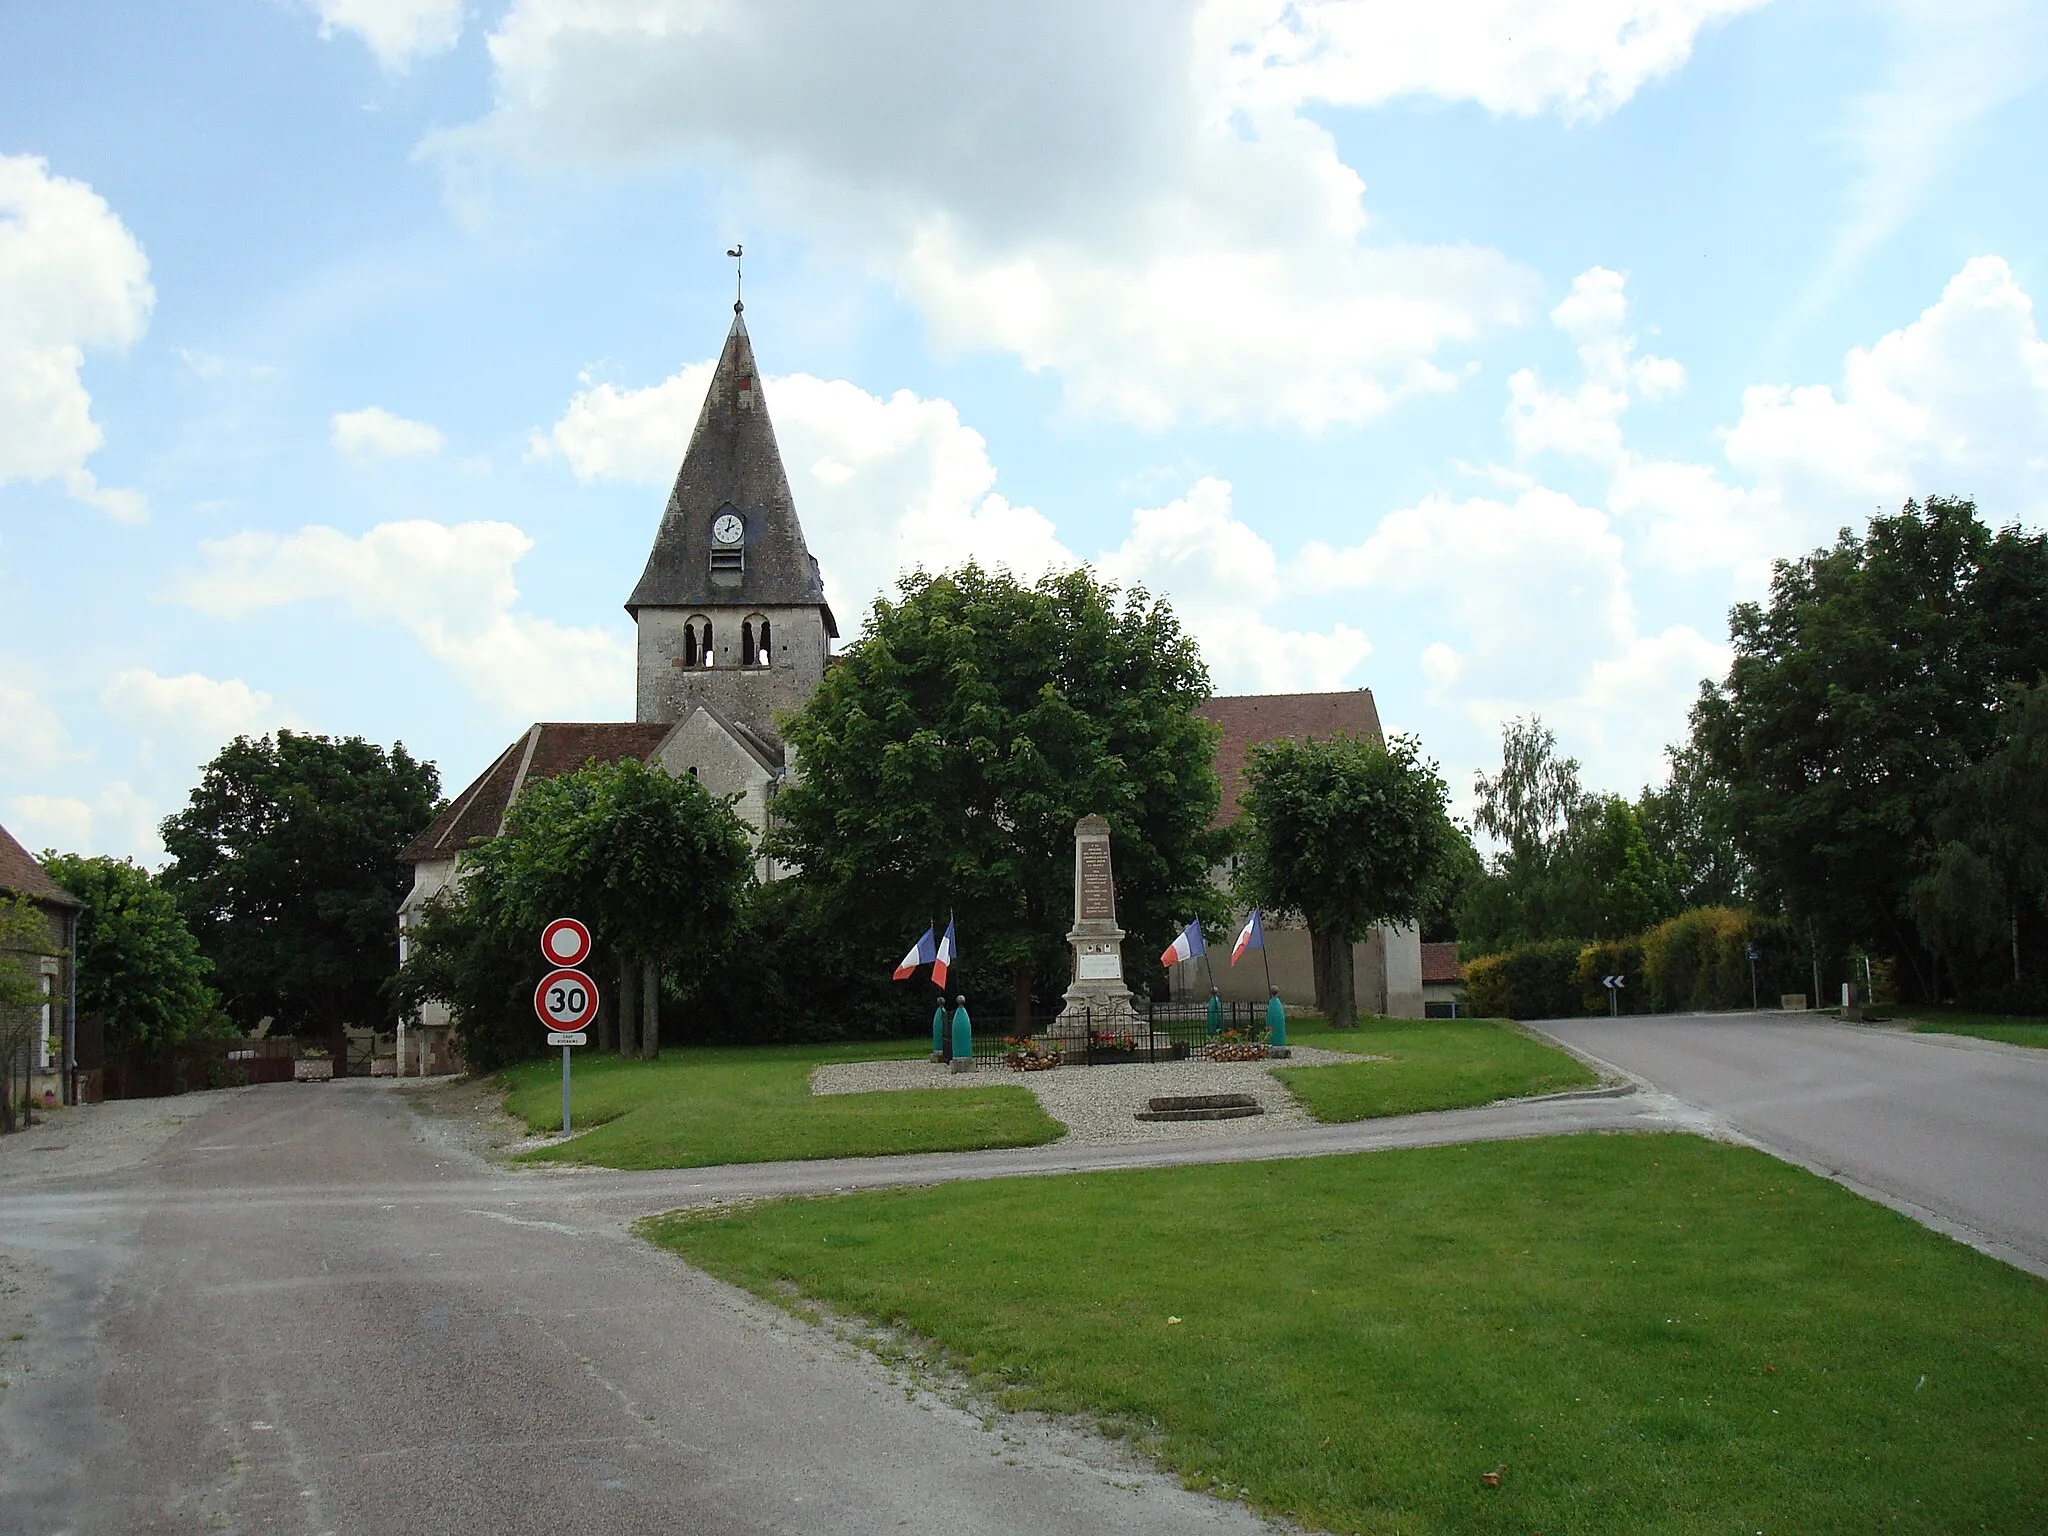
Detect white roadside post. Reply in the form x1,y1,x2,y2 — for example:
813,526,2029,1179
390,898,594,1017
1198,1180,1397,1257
536,919,598,1137
1603,973,1626,1017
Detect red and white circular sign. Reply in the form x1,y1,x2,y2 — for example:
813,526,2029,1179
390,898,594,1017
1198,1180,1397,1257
540,917,592,968
534,967,600,1031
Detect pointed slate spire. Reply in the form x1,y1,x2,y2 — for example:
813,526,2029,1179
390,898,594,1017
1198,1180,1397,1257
625,309,836,632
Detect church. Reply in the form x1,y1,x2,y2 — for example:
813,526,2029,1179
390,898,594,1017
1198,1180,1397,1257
398,302,1420,1066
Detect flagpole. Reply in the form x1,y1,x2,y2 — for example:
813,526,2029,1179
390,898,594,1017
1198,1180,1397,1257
1258,913,1274,997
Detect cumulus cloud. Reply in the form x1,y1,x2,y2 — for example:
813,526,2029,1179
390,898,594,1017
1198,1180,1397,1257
0,681,71,774
100,669,304,773
1098,477,1370,693
170,521,632,718
1503,256,2048,585
6,782,163,862
1297,487,1728,787
435,0,1658,427
311,0,465,70
331,405,447,459
0,154,153,520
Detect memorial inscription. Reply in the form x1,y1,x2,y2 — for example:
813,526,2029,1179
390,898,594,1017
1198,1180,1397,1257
1079,841,1114,921
1056,813,1137,1038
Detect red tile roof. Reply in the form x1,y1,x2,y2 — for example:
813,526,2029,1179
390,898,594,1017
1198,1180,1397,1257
0,820,79,908
1421,941,1464,985
403,723,674,863
1194,690,1384,826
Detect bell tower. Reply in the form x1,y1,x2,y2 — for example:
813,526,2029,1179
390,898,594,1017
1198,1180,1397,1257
626,305,838,746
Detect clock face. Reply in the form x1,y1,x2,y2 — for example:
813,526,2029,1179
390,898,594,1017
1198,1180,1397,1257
712,512,744,546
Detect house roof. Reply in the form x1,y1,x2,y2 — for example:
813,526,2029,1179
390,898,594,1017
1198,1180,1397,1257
0,820,79,909
1194,689,1385,826
1421,941,1464,985
625,309,838,636
402,722,675,863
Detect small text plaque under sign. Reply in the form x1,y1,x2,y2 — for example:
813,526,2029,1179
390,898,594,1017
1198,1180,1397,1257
546,1031,588,1047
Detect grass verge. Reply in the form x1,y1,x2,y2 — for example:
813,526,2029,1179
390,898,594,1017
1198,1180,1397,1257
503,1040,1064,1169
652,1133,2048,1535
1274,1017,1598,1121
1887,1004,2048,1050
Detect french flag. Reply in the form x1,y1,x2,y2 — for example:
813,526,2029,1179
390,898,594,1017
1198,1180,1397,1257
932,917,957,989
1230,910,1265,966
892,926,936,981
1160,920,1205,968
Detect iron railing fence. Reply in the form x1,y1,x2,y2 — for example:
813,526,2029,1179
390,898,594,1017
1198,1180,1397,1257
954,1000,1272,1068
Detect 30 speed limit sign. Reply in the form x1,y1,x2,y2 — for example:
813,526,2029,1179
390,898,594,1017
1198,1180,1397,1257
535,967,600,1031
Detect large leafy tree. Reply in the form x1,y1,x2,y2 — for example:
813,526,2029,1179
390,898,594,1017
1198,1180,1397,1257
772,563,1226,1030
394,756,755,1068
1691,498,2048,995
160,732,441,1034
1234,733,1456,1026
39,855,221,1057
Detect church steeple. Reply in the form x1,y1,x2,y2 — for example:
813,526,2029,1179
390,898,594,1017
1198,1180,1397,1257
629,308,838,743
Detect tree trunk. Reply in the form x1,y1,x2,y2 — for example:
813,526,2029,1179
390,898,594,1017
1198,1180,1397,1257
1312,923,1357,1027
1012,967,1033,1036
640,960,660,1061
594,984,615,1053
617,960,639,1059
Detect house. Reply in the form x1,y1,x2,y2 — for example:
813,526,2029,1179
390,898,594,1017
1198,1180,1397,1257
1182,691,1425,1018
0,820,79,1109
1421,941,1466,1017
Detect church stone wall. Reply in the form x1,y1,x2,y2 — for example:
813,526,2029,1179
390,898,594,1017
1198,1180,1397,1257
636,604,828,739
651,711,781,882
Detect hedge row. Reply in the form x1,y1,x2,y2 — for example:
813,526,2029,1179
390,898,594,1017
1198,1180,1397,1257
1464,907,1806,1021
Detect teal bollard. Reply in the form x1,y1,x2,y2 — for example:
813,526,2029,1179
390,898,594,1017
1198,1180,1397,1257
1206,988,1223,1038
932,1001,948,1060
951,998,972,1064
1266,988,1287,1049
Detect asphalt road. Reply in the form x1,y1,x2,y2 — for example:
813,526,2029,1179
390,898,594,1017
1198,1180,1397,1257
0,1077,1665,1536
1536,1012,2048,1277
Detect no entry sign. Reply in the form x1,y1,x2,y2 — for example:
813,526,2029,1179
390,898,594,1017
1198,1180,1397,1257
535,967,600,1031
541,917,592,968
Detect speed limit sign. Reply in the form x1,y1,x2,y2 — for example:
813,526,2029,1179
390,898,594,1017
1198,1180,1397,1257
535,967,600,1031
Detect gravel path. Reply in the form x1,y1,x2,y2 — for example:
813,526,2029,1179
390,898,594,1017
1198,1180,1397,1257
0,1088,249,1188
811,1047,1370,1147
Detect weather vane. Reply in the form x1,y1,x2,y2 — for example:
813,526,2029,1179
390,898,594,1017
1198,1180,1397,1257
726,242,743,312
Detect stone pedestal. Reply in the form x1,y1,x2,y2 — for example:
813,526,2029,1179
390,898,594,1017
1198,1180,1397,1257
1052,815,1138,1050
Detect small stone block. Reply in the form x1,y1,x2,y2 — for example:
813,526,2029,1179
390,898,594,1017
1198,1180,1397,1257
949,1058,974,1074
1267,1046,1291,1058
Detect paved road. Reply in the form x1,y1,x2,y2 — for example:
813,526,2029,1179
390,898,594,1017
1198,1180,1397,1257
1537,1012,2048,1278
0,1078,1667,1535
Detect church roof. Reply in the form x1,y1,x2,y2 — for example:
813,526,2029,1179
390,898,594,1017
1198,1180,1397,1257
1421,941,1465,985
626,309,838,636
0,820,78,909
402,722,674,863
1195,689,1385,827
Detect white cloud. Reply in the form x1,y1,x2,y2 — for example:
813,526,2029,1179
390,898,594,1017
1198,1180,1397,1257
170,521,631,718
1210,0,1770,121
331,405,446,459
312,0,465,71
1098,477,1370,693
0,154,153,520
1504,256,2048,585
0,682,70,774
437,1,1586,428
7,794,93,856
7,783,162,863
100,670,303,776
1298,487,1727,788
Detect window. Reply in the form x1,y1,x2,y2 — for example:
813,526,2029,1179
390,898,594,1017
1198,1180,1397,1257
685,615,714,668
742,614,771,667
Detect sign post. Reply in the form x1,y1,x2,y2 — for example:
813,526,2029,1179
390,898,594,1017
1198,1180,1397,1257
1602,973,1626,1017
535,920,597,1137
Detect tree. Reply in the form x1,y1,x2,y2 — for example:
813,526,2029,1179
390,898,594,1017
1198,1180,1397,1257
39,854,220,1059
1907,680,2048,1004
0,897,57,1133
394,756,755,1067
1691,498,2048,997
1545,795,1680,942
1234,733,1455,1026
772,564,1227,1030
1473,716,1584,873
159,732,441,1035
1635,740,1748,910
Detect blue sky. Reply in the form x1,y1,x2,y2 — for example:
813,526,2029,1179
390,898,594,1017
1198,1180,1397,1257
3,0,2045,862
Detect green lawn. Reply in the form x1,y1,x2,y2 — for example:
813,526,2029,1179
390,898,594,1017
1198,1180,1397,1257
653,1134,2048,1535
1274,1017,1600,1121
1887,1005,2048,1050
503,1040,1064,1169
